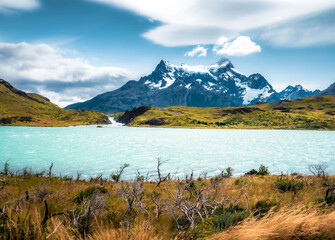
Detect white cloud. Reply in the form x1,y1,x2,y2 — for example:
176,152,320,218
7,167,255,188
89,0,335,47
0,42,135,107
0,0,39,12
213,36,261,56
259,9,335,47
185,45,207,57
142,24,235,47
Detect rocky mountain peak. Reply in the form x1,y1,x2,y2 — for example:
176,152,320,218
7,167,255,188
217,58,234,69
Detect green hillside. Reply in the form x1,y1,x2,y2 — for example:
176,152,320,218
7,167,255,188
0,79,109,126
127,95,335,130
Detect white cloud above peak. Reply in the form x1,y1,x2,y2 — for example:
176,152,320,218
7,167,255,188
213,36,261,56
185,45,207,57
90,0,335,47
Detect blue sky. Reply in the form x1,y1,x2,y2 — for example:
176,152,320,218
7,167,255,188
0,0,334,106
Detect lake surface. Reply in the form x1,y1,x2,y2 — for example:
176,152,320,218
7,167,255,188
0,125,334,179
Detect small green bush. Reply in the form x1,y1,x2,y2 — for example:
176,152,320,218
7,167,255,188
194,205,248,238
325,194,335,205
275,178,303,194
234,178,249,185
253,200,277,216
75,186,108,203
258,164,270,175
212,211,249,231
223,167,234,178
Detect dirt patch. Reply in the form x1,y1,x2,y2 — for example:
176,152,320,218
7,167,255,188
274,99,291,106
273,107,291,113
139,118,167,126
221,107,264,116
160,109,183,114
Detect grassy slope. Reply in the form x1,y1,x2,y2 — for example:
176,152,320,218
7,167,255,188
130,95,335,130
0,82,109,126
0,172,334,239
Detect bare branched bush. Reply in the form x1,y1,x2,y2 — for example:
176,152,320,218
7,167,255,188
22,167,33,178
117,173,149,225
35,183,52,202
151,192,165,219
48,163,54,181
3,161,9,176
76,171,82,181
167,174,230,228
156,158,170,187
308,163,328,178
41,200,64,225
0,178,7,193
200,171,208,180
67,192,107,239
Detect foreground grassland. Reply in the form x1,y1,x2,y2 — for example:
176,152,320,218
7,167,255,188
129,96,335,130
0,80,109,127
0,164,334,239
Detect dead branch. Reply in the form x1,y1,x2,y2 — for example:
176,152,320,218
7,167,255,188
45,221,62,239
156,158,170,187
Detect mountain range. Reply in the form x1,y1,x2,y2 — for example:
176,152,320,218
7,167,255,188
59,59,333,113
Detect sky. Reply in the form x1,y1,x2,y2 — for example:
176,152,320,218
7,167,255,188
0,0,335,107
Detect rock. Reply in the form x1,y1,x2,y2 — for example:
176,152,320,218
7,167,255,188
116,106,151,124
245,169,258,175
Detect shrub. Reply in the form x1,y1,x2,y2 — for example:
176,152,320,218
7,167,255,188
195,208,249,239
111,163,129,182
212,211,249,231
234,178,249,185
223,166,234,178
253,200,277,216
325,194,335,206
75,186,108,203
275,178,303,194
258,164,270,175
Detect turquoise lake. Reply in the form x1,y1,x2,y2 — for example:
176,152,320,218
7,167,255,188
0,125,334,179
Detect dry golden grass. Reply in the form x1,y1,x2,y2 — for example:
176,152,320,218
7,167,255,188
209,208,335,240
0,172,334,240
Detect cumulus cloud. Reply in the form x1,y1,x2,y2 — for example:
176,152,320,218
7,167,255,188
213,36,261,56
0,0,39,12
0,42,135,107
89,0,335,47
184,45,207,57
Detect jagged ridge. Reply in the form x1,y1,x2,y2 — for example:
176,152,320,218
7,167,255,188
66,59,319,113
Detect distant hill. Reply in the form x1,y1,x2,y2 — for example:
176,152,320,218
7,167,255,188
66,59,319,113
0,79,110,126
317,83,335,96
277,85,320,100
116,95,335,130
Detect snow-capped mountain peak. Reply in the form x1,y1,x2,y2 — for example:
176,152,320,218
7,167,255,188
66,58,322,113
140,59,277,105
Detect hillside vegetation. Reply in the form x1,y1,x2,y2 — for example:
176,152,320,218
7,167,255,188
0,162,334,239
124,95,335,130
0,79,109,126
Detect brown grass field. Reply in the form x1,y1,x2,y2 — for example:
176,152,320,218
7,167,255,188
0,162,334,239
